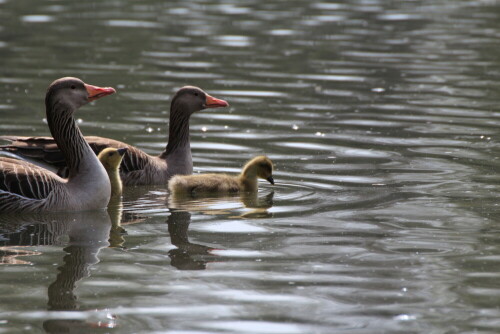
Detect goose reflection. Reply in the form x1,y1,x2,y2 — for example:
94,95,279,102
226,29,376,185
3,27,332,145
0,210,115,332
0,220,56,265
166,191,274,270
167,210,216,270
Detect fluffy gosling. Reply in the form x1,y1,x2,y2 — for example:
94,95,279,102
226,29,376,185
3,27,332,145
168,156,274,194
98,147,127,197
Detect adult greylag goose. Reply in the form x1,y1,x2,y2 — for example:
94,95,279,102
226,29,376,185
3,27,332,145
0,86,229,186
97,147,127,197
168,156,274,194
0,77,115,212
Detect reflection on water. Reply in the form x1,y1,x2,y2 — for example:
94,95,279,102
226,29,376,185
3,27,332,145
0,211,115,332
168,190,274,218
1,0,500,332
107,198,129,249
166,191,274,270
167,210,215,270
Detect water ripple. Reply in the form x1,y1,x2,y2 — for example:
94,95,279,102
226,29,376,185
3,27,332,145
20,15,54,23
104,20,162,28
2,0,500,333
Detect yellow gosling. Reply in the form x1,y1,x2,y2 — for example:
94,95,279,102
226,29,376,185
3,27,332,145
98,147,127,197
168,156,274,194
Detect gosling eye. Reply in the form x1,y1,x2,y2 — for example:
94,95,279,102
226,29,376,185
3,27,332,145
108,152,113,157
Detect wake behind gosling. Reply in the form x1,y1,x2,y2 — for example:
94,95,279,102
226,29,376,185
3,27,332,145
168,156,274,194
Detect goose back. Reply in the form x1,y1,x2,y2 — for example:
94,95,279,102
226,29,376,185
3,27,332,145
168,173,241,194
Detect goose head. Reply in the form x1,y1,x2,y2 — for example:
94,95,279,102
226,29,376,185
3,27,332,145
244,156,275,185
98,147,127,171
46,77,116,111
171,86,229,116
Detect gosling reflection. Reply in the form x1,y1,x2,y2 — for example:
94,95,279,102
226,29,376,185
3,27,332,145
239,191,274,219
108,197,127,248
107,195,147,249
167,191,274,218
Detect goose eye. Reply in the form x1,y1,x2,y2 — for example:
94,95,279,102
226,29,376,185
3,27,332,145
194,92,199,96
70,85,76,90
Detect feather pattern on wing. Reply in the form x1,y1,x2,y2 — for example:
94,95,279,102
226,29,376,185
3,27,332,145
0,157,67,211
0,157,62,200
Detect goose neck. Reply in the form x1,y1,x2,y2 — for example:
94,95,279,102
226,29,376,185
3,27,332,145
161,105,191,158
239,166,258,191
46,102,96,177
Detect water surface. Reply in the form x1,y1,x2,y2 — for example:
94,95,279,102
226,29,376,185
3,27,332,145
1,0,500,333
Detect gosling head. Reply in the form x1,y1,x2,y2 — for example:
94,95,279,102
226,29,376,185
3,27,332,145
98,147,127,171
171,86,229,116
244,155,274,185
46,77,116,112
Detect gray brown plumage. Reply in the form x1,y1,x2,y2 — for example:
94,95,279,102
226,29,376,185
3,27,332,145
0,86,229,186
168,156,274,194
0,77,115,212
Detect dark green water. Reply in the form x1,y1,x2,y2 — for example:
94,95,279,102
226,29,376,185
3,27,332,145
1,0,500,333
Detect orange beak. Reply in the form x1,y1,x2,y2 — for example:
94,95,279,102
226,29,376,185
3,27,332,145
85,84,116,102
204,94,229,108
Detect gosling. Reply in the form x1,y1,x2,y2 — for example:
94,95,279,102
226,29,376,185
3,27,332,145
168,156,274,194
98,147,127,197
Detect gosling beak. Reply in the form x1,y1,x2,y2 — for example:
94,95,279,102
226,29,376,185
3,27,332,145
266,176,275,185
85,83,116,102
204,94,229,108
117,148,128,156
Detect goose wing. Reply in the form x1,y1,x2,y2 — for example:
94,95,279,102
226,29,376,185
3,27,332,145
0,135,151,176
83,136,151,175
0,136,66,167
0,157,62,200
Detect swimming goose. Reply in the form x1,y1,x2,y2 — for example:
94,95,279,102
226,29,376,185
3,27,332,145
0,77,115,212
97,147,127,197
168,156,274,194
0,86,229,186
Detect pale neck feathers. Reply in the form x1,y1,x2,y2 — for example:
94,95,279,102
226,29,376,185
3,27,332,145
98,150,124,197
238,164,261,192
